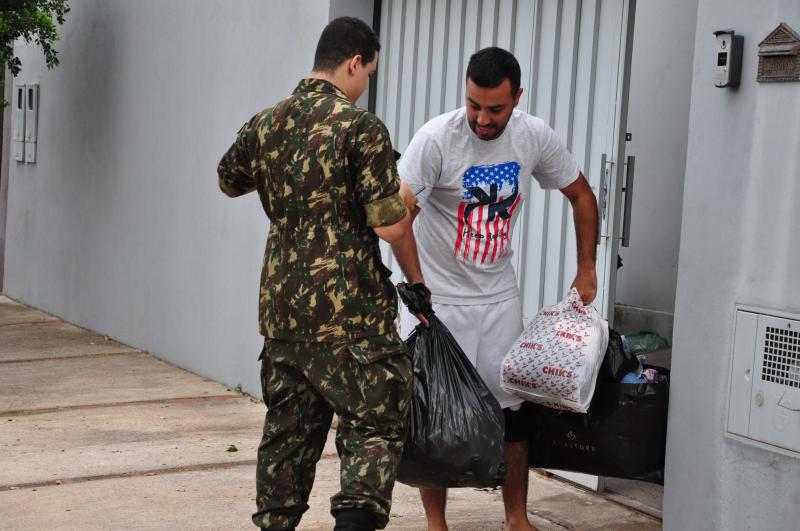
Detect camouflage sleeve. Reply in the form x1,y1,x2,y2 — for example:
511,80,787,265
350,113,406,227
217,117,258,197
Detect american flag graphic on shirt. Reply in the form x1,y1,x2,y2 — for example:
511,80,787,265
454,161,523,264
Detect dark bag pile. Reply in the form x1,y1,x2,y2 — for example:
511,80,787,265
395,285,506,488
598,328,641,381
528,330,670,484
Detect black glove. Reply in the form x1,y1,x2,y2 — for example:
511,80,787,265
396,282,434,318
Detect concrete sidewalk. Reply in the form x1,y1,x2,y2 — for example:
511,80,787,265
0,295,661,530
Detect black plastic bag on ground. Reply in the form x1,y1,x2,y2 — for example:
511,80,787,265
397,315,506,489
528,367,669,484
598,328,641,382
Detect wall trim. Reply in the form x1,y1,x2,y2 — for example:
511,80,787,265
368,0,382,114
0,67,13,293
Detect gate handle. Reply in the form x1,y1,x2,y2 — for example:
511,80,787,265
597,153,608,245
621,155,635,247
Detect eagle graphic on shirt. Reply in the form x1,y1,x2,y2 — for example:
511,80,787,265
454,161,523,264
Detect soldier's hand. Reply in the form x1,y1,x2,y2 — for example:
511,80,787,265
415,312,430,328
396,282,433,327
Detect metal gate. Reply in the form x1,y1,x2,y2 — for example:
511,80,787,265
374,0,636,490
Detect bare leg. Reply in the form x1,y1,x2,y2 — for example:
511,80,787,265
503,440,538,531
419,488,448,531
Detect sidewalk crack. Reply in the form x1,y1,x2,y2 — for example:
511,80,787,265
0,459,258,491
1,394,249,417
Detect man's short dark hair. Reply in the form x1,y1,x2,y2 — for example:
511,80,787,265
466,47,521,95
313,17,381,72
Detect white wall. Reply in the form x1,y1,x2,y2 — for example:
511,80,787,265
3,0,354,396
615,0,698,314
664,1,800,529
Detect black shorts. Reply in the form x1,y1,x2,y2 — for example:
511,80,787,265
503,403,535,442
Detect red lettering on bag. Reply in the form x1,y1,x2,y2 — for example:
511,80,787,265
556,330,583,342
519,342,544,350
542,366,575,379
507,376,537,389
570,301,590,316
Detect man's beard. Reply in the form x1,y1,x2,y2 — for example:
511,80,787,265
468,120,506,140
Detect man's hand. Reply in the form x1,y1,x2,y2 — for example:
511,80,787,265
571,267,597,305
397,282,433,327
414,312,430,328
561,174,598,306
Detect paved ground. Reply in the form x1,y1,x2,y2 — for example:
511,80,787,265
0,295,662,530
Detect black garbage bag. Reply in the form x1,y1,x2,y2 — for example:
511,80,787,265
528,367,669,484
598,328,641,382
396,315,506,489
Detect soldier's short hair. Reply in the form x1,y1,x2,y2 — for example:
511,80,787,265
313,17,381,72
466,47,521,95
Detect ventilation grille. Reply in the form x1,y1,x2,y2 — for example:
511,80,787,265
761,325,800,388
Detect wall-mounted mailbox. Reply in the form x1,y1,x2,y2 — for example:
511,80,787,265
12,83,26,162
728,307,800,456
24,84,39,163
757,23,800,83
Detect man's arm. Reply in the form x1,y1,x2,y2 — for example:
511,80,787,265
217,122,257,197
388,181,424,283
373,210,423,280
375,219,421,281
382,186,424,279
560,173,598,304
350,113,430,322
372,198,428,326
372,185,424,285
362,182,424,285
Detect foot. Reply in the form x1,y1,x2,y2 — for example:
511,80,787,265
504,520,538,531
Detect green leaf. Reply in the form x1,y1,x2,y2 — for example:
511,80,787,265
226,444,238,453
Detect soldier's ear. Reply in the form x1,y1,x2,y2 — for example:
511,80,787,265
348,55,363,75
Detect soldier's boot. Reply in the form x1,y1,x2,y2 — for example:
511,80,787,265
333,508,377,531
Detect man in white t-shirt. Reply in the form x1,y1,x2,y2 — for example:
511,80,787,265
397,47,598,531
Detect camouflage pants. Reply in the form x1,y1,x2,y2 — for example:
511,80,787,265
252,333,412,530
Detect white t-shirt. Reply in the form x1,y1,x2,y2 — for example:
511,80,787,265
398,107,579,305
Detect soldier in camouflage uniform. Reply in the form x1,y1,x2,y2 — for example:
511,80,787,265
217,16,425,531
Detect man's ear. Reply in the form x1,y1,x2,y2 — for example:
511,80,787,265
513,87,523,106
348,55,363,75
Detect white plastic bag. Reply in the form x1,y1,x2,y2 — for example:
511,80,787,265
501,288,609,413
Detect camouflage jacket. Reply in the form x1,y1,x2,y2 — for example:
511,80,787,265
218,78,406,342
